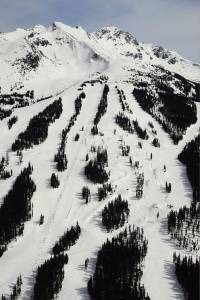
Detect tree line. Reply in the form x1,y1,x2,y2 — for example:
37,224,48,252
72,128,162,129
54,92,85,171
0,164,36,257
12,98,63,151
91,84,109,135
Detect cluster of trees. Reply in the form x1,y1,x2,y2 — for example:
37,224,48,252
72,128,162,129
168,135,200,253
20,52,40,73
121,144,130,156
50,173,60,188
168,203,200,252
116,87,126,111
85,160,109,184
8,116,18,129
158,92,197,142
133,86,197,144
0,164,36,257
133,120,149,140
133,88,154,114
32,38,51,47
0,108,12,121
16,150,23,165
152,138,160,148
80,76,107,88
1,275,22,300
148,121,157,135
12,98,63,151
173,253,199,300
131,160,140,169
0,154,12,180
115,112,134,133
102,195,129,231
91,84,109,135
98,183,113,201
54,92,85,171
33,223,81,299
52,223,81,256
74,133,80,141
136,173,144,199
0,169,12,180
88,225,149,300
33,253,68,300
85,148,109,184
178,134,200,202
82,186,91,204
0,90,34,108
165,181,172,193
116,87,132,113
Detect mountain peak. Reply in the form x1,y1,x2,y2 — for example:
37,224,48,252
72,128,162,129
93,26,139,46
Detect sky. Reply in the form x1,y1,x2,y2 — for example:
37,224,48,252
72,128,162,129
0,0,199,63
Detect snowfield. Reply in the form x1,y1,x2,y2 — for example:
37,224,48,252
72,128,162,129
0,22,199,299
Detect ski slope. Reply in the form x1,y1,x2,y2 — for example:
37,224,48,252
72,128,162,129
0,22,199,300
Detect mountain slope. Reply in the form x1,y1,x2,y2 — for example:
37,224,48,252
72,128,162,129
0,23,199,300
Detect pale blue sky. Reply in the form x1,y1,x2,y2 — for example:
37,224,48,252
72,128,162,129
0,0,199,62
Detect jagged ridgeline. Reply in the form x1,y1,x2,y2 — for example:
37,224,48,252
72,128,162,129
132,69,198,144
0,164,36,257
11,98,62,151
88,226,149,300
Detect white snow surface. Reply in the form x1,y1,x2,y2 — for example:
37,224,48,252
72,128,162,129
0,22,199,299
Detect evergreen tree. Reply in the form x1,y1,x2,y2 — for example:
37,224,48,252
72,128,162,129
50,173,60,188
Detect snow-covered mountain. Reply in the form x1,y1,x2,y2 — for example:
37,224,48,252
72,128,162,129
0,22,199,300
0,21,199,94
